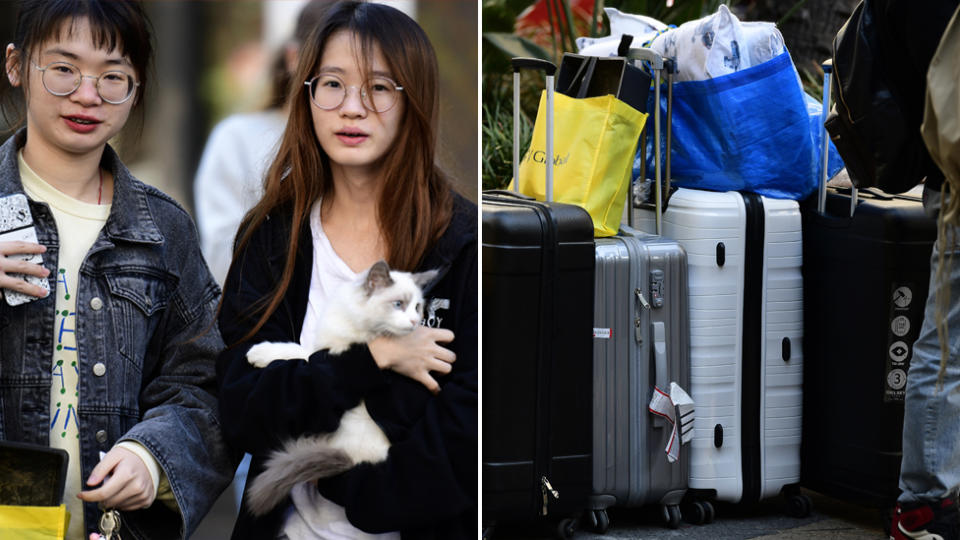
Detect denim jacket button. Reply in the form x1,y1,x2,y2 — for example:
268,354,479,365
90,297,103,310
96,430,107,444
93,362,106,377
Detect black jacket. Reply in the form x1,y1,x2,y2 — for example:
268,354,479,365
216,192,477,539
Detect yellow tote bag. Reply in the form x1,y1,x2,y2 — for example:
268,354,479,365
0,505,69,540
511,91,647,237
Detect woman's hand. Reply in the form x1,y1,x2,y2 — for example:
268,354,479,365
77,446,156,511
368,326,456,394
0,241,49,298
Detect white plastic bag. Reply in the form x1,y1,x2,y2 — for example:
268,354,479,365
575,7,667,57
647,4,784,81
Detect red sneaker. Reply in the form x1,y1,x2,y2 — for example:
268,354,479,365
890,498,959,540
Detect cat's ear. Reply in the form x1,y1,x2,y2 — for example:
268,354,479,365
411,269,439,289
363,260,394,297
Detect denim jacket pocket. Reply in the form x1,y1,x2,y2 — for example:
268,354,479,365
104,270,178,364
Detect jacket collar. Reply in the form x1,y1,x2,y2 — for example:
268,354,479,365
0,128,164,244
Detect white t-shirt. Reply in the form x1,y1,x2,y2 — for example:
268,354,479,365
283,199,399,540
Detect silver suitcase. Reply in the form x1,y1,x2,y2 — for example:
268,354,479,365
588,48,698,533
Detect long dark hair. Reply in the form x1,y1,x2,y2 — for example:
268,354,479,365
1,0,153,130
233,0,453,342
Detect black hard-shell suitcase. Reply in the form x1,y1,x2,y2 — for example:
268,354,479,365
481,58,595,539
800,61,937,509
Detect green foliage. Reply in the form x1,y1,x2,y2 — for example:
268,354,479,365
483,33,553,69
482,74,534,190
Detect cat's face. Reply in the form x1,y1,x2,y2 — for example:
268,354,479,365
362,261,437,336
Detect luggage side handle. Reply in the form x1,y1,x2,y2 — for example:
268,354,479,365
651,321,669,429
483,190,535,201
512,57,558,201
653,321,668,390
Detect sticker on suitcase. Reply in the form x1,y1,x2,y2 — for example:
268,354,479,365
884,282,924,402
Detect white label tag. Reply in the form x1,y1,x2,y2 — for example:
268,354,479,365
593,328,612,339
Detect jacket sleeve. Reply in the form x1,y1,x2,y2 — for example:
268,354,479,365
119,224,235,538
216,219,391,457
317,240,478,533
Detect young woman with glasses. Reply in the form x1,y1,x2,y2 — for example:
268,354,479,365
0,1,233,538
216,2,477,538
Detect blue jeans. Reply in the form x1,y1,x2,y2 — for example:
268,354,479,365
899,186,960,503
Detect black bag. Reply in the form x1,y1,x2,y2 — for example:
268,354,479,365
0,441,69,506
555,35,651,114
825,0,956,194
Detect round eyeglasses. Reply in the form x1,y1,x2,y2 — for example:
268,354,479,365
304,73,404,113
32,61,139,105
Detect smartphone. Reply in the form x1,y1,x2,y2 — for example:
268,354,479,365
0,193,50,306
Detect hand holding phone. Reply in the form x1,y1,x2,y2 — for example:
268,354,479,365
0,193,51,305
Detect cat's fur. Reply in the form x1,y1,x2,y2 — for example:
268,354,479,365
244,260,437,516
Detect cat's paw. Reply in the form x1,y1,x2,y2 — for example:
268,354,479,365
246,342,309,368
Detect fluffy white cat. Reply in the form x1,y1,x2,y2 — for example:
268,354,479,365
244,260,437,516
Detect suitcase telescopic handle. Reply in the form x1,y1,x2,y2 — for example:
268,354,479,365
511,58,558,76
819,59,857,217
627,48,666,234
512,57,557,201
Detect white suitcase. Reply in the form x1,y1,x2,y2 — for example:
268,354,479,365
634,187,808,513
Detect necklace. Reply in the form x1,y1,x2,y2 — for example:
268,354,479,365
97,168,103,205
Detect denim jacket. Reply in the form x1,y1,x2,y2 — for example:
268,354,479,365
0,130,234,538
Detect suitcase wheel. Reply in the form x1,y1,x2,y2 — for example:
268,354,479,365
703,500,716,524
663,504,682,529
555,517,577,539
785,492,813,518
684,500,715,525
589,509,609,534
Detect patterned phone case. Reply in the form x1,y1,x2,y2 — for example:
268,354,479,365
0,193,50,305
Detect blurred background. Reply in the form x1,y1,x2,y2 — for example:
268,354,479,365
0,0,478,212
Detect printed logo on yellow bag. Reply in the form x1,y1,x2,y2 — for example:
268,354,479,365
521,150,571,167
510,91,647,237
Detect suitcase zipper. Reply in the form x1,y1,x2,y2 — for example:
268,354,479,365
540,476,560,515
635,288,651,309
635,289,651,342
